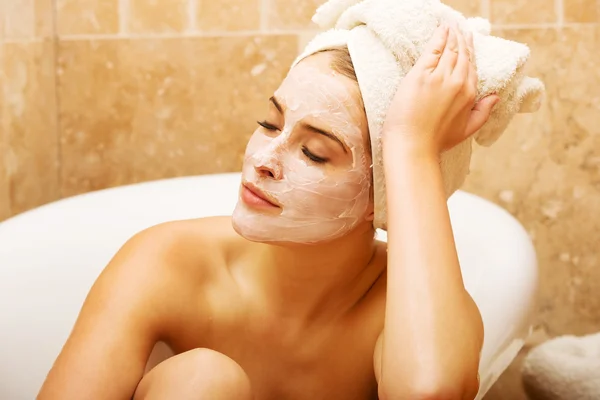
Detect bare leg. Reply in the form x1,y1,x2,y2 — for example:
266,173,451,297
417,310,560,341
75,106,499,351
134,348,253,400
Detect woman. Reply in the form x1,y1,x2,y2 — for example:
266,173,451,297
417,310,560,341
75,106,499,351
38,23,499,400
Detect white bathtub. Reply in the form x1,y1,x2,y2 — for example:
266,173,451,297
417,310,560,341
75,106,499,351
0,172,538,399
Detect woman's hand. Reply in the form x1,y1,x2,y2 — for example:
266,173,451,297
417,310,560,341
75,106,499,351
382,22,500,157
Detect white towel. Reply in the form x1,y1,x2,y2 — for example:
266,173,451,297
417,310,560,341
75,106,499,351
292,0,545,230
522,333,600,400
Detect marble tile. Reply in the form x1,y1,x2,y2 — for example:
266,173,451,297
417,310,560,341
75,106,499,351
2,40,59,216
297,30,322,54
464,25,600,337
443,0,482,17
35,0,54,38
490,0,557,24
0,44,9,221
0,2,4,41
128,0,188,34
266,0,322,30
197,0,260,31
563,0,599,23
268,0,481,30
56,0,119,36
4,0,35,40
467,25,600,399
57,35,298,196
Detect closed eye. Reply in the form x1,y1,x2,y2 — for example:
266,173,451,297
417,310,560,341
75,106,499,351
302,146,328,164
257,120,279,131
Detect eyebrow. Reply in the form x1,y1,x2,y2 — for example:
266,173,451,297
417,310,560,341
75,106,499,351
270,95,348,154
301,123,348,154
269,96,284,114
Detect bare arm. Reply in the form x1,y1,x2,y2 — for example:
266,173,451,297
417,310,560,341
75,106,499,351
38,226,181,400
374,23,499,400
378,150,483,400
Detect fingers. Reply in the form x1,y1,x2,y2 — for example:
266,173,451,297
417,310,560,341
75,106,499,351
466,31,478,88
438,24,459,72
453,25,470,79
416,24,449,71
464,95,500,137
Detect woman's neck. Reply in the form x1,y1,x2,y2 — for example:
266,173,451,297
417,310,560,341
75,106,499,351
242,224,384,324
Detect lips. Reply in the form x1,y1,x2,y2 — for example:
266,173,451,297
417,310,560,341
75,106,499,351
242,183,280,207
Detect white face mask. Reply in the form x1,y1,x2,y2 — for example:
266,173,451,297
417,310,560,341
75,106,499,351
231,54,373,244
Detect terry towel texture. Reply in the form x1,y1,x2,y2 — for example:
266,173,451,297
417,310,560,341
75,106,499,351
522,333,600,400
293,0,545,230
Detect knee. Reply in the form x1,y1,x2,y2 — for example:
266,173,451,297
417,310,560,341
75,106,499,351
135,348,252,400
186,348,252,395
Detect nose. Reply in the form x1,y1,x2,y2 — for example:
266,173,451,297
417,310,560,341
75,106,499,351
254,156,283,180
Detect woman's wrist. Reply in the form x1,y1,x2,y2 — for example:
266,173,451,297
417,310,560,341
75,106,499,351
382,129,441,168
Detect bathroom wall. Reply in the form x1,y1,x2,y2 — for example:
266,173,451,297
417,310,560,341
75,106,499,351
458,1,599,399
0,4,5,220
0,0,599,398
1,0,60,219
469,1,600,338
54,0,300,198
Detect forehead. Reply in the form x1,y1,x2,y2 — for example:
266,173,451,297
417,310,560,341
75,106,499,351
275,53,368,141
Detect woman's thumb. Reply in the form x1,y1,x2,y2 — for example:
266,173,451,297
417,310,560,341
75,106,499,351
464,95,500,137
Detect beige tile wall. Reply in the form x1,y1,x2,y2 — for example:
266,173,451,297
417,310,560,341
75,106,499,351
1,0,60,218
467,23,600,400
0,5,6,220
1,0,599,398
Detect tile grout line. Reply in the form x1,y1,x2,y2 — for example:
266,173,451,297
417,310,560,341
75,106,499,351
50,0,64,200
54,22,600,42
57,29,309,41
4,37,63,43
492,22,560,30
119,0,129,36
187,0,197,33
556,0,564,27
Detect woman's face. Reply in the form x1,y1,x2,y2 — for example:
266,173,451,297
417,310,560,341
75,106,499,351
232,53,373,244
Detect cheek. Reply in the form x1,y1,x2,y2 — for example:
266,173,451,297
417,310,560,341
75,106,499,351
282,160,370,215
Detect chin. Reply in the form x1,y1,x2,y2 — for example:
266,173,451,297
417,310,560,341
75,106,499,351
230,206,246,239
230,205,267,244
231,219,345,247
231,201,364,246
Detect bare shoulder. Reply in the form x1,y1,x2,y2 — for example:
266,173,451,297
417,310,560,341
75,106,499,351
98,215,248,328
113,215,251,338
120,215,244,278
37,216,245,399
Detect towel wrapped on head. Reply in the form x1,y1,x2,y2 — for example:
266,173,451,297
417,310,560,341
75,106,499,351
292,0,545,230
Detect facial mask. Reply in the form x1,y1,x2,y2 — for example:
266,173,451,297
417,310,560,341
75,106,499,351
231,56,372,244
